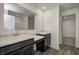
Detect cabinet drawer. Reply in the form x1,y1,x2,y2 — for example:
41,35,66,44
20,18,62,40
22,44,34,55
8,49,23,55
20,39,34,47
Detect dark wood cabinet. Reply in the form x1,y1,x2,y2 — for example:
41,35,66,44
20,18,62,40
9,49,23,55
0,38,34,55
0,33,51,55
36,38,45,52
10,44,34,55
22,44,34,55
36,33,51,51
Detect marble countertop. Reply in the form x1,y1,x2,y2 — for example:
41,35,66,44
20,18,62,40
37,31,50,35
0,35,44,48
34,35,44,41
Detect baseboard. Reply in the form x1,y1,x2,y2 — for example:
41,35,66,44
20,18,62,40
50,47,60,52
59,44,75,47
62,36,76,39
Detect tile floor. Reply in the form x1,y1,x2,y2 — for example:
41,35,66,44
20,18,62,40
62,37,75,46
34,37,79,55
34,45,79,55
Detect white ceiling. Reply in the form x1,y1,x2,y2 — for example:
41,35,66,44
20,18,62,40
5,3,79,17
60,3,79,11
30,3,79,11
30,3,58,11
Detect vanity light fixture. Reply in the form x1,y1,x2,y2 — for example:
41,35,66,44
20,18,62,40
42,6,46,11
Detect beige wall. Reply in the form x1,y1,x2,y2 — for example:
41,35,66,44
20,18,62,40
76,8,79,48
43,6,60,50
59,16,62,44
0,4,4,34
35,9,44,31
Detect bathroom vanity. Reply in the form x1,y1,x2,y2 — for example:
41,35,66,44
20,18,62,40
0,35,44,55
0,32,51,55
0,35,34,55
37,32,51,51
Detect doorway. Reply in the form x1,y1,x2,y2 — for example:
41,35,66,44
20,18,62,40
62,14,76,47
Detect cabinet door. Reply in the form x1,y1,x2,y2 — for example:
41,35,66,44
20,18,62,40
22,45,34,55
10,51,21,55
45,36,49,49
45,34,51,49
10,45,34,55
36,40,45,52
37,33,51,50
9,49,23,55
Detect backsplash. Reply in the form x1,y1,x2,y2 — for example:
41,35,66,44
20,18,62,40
0,30,40,38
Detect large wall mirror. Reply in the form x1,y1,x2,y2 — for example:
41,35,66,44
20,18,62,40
4,3,36,32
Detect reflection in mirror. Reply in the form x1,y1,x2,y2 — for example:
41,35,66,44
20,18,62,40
4,3,36,32
15,16,26,30
4,14,15,31
28,15,35,30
